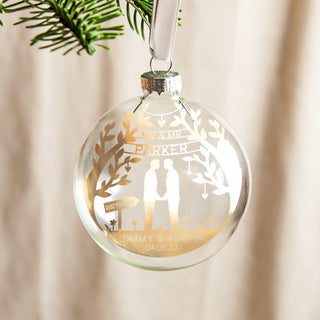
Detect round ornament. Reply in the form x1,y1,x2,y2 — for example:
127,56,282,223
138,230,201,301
74,71,251,270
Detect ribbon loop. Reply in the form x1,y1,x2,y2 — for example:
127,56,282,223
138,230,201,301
149,0,181,61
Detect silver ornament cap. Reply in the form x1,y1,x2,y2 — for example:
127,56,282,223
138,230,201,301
141,71,182,95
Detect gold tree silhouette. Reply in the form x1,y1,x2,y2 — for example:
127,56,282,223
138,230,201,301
132,220,138,231
110,219,117,232
183,216,190,229
212,216,218,230
83,109,154,229
205,219,211,229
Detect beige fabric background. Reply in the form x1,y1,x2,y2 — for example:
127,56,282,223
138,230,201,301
1,0,320,319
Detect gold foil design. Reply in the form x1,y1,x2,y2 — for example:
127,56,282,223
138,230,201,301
82,109,153,229
104,213,234,257
83,105,238,258
104,197,139,231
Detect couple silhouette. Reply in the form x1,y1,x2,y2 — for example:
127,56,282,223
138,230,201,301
143,158,180,231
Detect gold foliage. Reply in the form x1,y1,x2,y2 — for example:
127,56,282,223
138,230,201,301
83,107,153,229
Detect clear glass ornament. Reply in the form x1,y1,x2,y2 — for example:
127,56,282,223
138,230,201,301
74,71,251,270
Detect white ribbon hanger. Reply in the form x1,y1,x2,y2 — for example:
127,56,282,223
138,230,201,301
149,0,181,61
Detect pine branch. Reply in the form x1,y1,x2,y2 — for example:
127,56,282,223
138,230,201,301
121,0,182,41
0,0,182,54
0,2,5,26
1,0,125,55
122,0,152,40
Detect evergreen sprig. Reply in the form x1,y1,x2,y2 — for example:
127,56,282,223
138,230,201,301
0,2,5,26
123,0,152,40
123,0,182,40
0,0,168,55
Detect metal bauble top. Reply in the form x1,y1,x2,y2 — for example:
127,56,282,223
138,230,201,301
141,71,182,95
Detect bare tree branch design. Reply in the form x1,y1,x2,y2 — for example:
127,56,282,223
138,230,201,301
171,104,242,211
171,107,229,196
182,146,228,195
83,108,154,229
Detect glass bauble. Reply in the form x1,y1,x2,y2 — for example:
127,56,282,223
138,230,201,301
74,71,251,270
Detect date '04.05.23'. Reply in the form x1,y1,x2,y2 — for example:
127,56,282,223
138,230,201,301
145,244,178,252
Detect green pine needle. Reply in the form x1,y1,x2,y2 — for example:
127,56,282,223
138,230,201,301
1,0,125,55
0,0,181,55
123,0,152,40
0,2,5,26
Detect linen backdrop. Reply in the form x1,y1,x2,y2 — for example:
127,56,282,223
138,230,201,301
1,0,320,319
